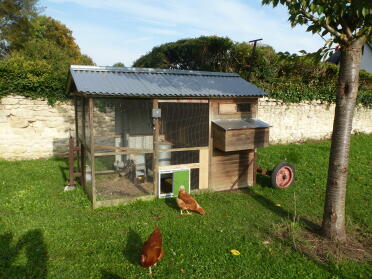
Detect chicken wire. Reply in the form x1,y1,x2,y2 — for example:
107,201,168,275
159,102,208,166
77,98,209,203
91,98,154,200
159,102,209,148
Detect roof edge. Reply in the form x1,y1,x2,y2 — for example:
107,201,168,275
70,65,240,77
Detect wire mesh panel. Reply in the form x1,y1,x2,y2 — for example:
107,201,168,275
92,98,154,201
74,97,83,175
159,103,209,148
84,98,91,145
159,102,208,167
158,102,209,192
94,154,154,200
84,149,93,201
76,97,84,142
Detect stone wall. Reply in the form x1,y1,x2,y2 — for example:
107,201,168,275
0,95,371,160
257,97,372,144
0,95,75,160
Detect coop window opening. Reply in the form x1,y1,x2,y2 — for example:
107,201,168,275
218,102,251,115
236,103,251,113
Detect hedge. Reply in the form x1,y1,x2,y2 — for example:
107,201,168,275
0,55,371,107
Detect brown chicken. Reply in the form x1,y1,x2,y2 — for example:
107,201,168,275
176,186,206,215
140,226,164,275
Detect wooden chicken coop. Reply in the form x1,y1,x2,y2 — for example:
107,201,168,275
66,65,270,208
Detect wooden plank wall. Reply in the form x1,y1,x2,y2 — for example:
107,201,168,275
209,98,258,190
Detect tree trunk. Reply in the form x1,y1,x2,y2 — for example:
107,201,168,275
321,43,363,241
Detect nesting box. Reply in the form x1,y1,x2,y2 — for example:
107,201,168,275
212,119,270,152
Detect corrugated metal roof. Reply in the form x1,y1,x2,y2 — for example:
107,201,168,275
213,119,271,130
68,65,266,98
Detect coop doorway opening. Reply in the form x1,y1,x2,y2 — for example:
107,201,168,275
159,169,190,198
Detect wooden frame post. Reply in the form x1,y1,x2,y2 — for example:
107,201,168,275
199,148,209,189
152,99,160,197
88,97,97,207
81,97,86,190
208,99,213,189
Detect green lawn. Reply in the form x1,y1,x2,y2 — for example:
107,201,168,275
0,134,371,279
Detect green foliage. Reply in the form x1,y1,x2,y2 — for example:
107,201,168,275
134,36,372,106
112,62,125,67
258,53,372,106
0,35,94,104
0,135,371,278
0,0,39,56
0,54,70,104
262,0,371,53
29,15,91,64
134,36,235,71
0,2,94,104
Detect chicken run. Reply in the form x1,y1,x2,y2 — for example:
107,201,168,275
66,65,295,208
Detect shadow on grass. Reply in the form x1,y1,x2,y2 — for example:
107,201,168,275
55,157,83,187
244,188,320,232
245,188,354,278
100,228,143,279
164,197,179,212
256,173,272,188
100,269,122,279
52,157,69,183
0,229,48,278
59,165,68,183
123,228,142,266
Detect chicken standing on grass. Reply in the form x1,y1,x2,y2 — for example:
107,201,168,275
176,186,206,215
140,226,164,275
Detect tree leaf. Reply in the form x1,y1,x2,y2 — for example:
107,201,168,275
306,25,314,32
362,8,368,17
317,5,324,14
321,29,329,36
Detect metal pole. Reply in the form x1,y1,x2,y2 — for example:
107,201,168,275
247,38,263,81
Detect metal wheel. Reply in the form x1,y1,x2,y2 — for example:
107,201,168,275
271,162,295,189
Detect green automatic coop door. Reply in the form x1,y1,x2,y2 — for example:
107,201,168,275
172,169,190,196
159,169,190,198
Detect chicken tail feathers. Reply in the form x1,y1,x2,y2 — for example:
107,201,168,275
196,206,206,215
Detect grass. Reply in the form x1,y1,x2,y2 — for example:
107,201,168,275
0,134,371,279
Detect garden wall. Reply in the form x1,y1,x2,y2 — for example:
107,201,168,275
0,95,371,160
257,97,372,143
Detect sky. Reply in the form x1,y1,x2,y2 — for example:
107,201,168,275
39,0,326,67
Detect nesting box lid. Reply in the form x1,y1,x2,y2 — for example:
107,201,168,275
213,119,271,130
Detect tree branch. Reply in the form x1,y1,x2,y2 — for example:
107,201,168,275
355,26,372,44
354,31,370,48
340,18,353,40
303,11,346,43
283,0,347,43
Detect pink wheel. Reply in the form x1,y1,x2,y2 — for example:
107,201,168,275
271,162,295,189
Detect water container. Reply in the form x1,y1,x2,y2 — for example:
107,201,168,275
159,141,172,166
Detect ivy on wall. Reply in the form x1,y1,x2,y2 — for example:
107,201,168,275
256,67,372,107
